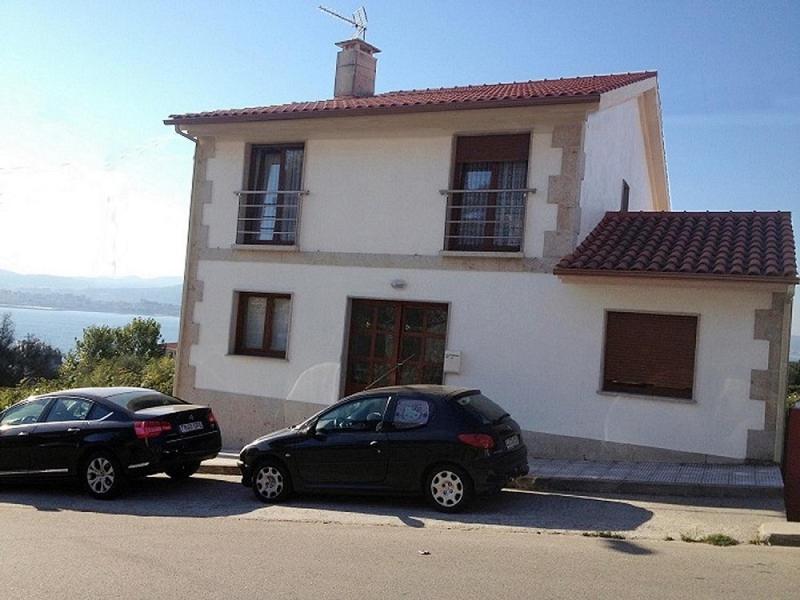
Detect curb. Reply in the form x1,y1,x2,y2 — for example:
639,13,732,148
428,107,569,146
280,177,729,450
198,463,782,499
513,475,784,499
199,463,239,476
758,523,800,546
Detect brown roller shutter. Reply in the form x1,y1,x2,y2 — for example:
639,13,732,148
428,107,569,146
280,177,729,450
455,133,530,163
603,312,697,399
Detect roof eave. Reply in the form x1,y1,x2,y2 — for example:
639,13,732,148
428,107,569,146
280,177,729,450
164,94,600,127
553,268,799,286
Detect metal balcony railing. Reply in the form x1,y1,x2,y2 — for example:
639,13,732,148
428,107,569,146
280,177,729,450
234,190,309,245
439,188,536,252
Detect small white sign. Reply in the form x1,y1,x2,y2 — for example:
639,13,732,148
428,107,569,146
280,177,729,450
443,350,461,374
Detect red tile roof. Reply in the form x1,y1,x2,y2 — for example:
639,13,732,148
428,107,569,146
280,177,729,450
165,72,656,125
554,212,798,283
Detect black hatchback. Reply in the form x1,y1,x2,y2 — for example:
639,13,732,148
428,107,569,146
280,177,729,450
239,385,529,512
0,387,221,498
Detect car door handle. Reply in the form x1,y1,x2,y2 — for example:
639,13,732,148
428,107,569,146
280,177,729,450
369,440,380,446
17,431,29,436
67,428,81,433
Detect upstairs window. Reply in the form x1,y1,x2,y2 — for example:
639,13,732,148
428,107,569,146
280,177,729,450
445,133,530,252
237,145,304,245
603,311,698,399
234,292,292,358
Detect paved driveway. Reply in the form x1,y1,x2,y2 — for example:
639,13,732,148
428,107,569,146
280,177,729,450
0,474,785,543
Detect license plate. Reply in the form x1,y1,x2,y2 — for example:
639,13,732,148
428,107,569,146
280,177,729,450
179,421,204,434
505,435,520,450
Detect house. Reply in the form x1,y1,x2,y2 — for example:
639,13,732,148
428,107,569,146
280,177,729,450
165,38,797,463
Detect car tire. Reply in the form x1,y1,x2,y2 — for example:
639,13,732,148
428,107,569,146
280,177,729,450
425,464,473,513
252,459,292,504
82,451,124,499
165,461,201,480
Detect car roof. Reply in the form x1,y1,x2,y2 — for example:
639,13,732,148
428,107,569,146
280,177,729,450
36,387,159,402
347,384,478,401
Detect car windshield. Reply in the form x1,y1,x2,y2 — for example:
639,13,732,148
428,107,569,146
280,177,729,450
454,393,509,425
105,391,186,412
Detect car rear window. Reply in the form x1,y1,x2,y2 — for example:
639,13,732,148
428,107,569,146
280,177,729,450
105,391,186,412
453,393,508,425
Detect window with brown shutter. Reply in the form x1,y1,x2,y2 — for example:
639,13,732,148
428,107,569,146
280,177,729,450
445,133,530,252
602,311,698,399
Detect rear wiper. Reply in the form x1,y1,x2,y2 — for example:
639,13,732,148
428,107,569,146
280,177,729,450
493,413,510,424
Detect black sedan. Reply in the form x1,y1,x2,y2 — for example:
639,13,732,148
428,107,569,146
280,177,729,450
0,387,221,498
239,385,529,512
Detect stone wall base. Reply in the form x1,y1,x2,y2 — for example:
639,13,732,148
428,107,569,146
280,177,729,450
186,387,326,451
188,387,752,463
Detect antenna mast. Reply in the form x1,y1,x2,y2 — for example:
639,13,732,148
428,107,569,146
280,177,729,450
319,5,368,40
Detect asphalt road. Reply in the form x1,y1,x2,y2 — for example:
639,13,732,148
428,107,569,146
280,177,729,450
0,475,797,599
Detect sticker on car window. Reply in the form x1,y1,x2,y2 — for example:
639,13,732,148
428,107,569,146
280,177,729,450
394,399,430,428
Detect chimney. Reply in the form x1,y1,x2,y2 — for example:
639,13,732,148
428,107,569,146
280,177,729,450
334,38,380,98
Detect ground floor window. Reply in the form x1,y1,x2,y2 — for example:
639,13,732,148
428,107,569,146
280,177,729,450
602,311,698,399
234,292,291,358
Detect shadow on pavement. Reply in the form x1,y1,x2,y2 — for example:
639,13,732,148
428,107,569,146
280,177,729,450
0,477,653,532
600,539,656,555
282,488,654,532
0,476,256,518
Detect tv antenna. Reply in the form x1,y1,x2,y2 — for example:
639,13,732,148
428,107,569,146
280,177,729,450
319,5,368,40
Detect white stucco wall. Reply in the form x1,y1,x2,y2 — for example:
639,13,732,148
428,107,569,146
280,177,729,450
198,107,582,258
580,97,655,238
191,259,774,460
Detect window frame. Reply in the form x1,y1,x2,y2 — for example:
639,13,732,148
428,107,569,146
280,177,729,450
389,396,433,431
600,310,699,401
444,133,531,253
233,292,292,359
43,396,94,423
0,397,53,427
313,394,392,434
237,143,306,246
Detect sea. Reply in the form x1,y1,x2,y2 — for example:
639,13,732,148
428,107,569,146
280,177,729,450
0,305,180,354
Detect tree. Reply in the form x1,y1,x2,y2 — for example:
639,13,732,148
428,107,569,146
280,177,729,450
65,317,164,375
114,318,163,359
0,313,17,386
14,335,63,381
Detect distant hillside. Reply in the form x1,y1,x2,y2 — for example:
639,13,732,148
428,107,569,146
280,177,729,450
0,269,182,317
0,269,182,290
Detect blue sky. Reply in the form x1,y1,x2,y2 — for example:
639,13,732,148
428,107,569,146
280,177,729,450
0,1,798,326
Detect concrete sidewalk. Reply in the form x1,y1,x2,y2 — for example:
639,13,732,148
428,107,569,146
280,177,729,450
199,454,784,499
519,458,784,499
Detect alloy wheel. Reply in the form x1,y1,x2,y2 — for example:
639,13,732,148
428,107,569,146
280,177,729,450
86,457,116,496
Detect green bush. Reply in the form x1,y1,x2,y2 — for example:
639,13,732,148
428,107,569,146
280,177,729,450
0,317,175,410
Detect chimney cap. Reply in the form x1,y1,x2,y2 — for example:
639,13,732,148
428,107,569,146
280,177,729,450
335,38,381,55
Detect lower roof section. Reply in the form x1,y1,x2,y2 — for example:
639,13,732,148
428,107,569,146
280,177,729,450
555,211,798,284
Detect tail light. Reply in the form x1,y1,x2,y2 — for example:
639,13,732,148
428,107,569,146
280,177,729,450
207,410,217,426
457,433,495,450
134,420,172,439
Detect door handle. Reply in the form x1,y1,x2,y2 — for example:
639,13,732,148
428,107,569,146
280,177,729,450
67,428,81,433
17,431,29,436
369,440,380,446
